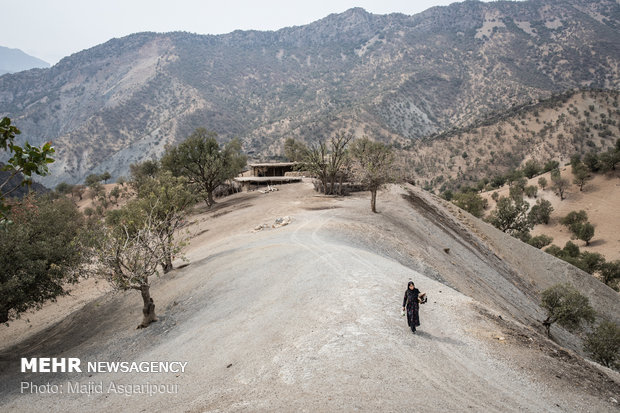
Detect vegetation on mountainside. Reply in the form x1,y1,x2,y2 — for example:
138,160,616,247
417,90,620,193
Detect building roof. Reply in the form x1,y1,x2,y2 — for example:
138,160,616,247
234,176,302,182
248,162,298,167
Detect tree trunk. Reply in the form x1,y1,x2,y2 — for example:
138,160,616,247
162,253,173,273
542,317,552,337
0,306,9,324
371,189,377,213
205,190,215,209
137,285,157,329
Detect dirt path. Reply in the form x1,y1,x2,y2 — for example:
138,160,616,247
0,182,618,412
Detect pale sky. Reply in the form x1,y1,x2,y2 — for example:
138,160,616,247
1,0,474,65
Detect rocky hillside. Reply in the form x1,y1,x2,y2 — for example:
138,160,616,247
412,89,620,191
1,0,619,186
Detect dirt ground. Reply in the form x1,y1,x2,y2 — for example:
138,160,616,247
0,181,618,412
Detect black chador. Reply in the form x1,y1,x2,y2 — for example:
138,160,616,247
403,281,421,332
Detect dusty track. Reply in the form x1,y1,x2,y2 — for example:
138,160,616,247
0,182,618,412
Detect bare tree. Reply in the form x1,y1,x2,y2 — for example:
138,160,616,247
304,140,329,194
350,137,394,213
95,201,189,328
327,131,353,195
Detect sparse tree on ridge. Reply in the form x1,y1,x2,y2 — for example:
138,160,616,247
350,137,394,213
100,171,112,184
95,199,190,329
161,128,246,208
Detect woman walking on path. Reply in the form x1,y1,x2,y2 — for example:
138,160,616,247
402,281,426,333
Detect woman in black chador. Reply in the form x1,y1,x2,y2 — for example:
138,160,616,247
402,281,426,333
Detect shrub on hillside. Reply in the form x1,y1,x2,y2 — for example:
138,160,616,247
451,191,488,218
540,283,596,337
584,321,620,369
528,234,553,249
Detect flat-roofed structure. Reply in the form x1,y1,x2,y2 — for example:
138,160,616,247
235,162,302,191
249,162,298,177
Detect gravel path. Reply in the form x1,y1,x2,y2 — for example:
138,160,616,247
0,182,617,412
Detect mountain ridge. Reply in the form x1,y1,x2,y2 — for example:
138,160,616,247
1,0,619,186
0,46,49,75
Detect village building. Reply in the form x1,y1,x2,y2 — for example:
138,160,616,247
234,162,302,191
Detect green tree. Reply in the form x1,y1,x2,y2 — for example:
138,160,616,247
0,117,55,222
522,160,541,179
524,185,538,198
109,186,121,205
537,177,547,190
600,261,620,291
451,191,487,218
505,169,523,187
583,152,600,172
0,195,89,323
509,184,524,201
543,160,560,173
55,182,74,195
540,283,596,337
100,171,112,184
84,173,103,187
350,137,394,213
551,172,569,200
129,159,160,187
573,221,595,246
560,210,588,228
579,251,605,275
572,164,591,191
488,195,533,238
528,234,553,249
598,149,620,172
562,240,581,258
528,198,553,225
584,321,620,369
162,128,246,208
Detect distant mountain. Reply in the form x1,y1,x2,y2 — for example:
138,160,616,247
0,46,49,75
0,0,619,187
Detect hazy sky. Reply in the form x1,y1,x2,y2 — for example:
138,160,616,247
2,0,469,65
